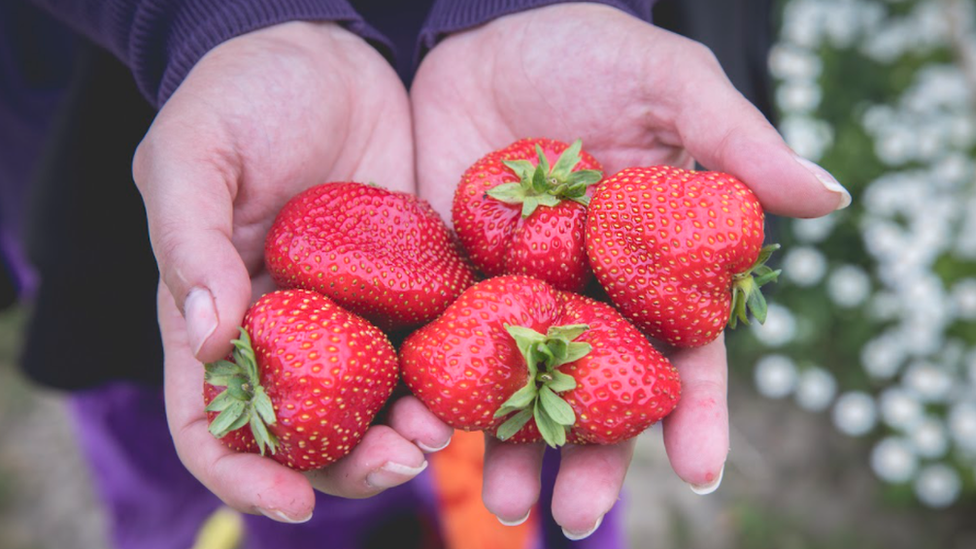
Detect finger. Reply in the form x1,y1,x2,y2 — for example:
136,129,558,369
133,117,252,363
551,439,636,540
662,34,850,218
159,283,315,523
303,425,428,498
661,335,729,493
482,436,546,525
386,395,455,453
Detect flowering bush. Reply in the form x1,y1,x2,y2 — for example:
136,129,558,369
732,0,976,508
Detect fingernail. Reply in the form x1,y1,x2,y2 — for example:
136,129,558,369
366,460,428,489
562,514,604,541
689,464,725,495
794,156,851,210
496,509,531,527
185,287,218,356
417,436,452,453
258,507,312,524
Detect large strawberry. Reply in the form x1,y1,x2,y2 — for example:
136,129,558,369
400,275,680,447
452,138,603,293
266,182,476,332
203,289,399,471
585,165,780,348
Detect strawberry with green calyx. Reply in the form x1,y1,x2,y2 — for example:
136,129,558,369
452,138,604,293
205,328,279,456
203,289,399,471
585,165,780,348
728,243,782,329
485,139,603,217
400,275,680,448
265,181,476,332
492,323,592,447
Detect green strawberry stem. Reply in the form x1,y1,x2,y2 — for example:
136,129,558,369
729,243,783,329
204,327,279,456
493,323,591,448
486,139,603,218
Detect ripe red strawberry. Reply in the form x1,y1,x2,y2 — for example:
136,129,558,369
585,165,780,348
203,289,399,471
452,138,604,293
266,182,476,332
400,275,680,447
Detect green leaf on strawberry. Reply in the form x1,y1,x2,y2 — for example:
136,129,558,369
487,139,603,218
205,328,279,456
729,243,783,328
493,323,591,448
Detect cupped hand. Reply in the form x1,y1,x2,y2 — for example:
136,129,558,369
134,22,452,522
411,3,850,538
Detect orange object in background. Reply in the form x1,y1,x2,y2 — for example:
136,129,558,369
428,430,537,549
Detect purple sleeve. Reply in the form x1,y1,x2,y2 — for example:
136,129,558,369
29,0,390,107
418,0,656,54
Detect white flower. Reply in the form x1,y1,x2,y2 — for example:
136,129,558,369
879,387,924,430
931,153,975,189
909,417,949,459
751,304,798,347
777,80,823,113
792,215,837,243
867,291,901,322
782,246,828,287
780,115,834,161
914,464,961,508
860,332,907,380
827,265,872,308
871,437,918,483
949,278,976,321
948,401,976,452
754,355,798,399
795,367,837,412
833,391,878,437
903,361,953,403
768,43,822,81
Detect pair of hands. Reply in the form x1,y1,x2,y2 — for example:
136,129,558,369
135,4,848,539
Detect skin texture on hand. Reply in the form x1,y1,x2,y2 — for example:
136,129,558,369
134,21,452,522
411,3,849,538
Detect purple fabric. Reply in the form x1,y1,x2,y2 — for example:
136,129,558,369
69,382,445,549
419,0,655,55
28,0,392,107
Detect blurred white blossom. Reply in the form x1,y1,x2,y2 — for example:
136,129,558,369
792,215,838,244
827,265,872,308
782,246,829,287
755,355,799,399
909,417,949,459
833,391,878,436
879,387,924,430
751,304,798,347
871,437,918,483
795,367,837,411
914,464,961,508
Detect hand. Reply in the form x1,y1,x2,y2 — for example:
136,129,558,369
134,22,452,522
411,3,849,538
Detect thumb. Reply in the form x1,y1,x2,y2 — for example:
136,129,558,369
133,133,252,363
668,44,851,218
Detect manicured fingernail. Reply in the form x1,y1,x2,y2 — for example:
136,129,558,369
689,464,725,495
366,460,428,489
185,287,218,356
794,156,851,210
417,436,452,453
562,514,604,541
496,509,531,527
258,507,312,524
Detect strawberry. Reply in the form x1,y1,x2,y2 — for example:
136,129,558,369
585,165,781,348
452,138,604,293
265,182,476,332
203,289,399,471
400,275,680,447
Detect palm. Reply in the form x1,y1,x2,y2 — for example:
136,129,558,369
412,4,703,219
134,22,449,521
